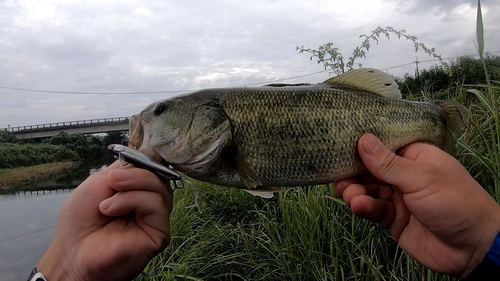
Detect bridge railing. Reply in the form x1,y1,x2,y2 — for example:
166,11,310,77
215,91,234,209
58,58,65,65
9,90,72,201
1,117,129,133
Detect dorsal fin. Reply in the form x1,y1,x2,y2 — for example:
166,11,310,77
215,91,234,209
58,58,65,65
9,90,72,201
323,68,402,99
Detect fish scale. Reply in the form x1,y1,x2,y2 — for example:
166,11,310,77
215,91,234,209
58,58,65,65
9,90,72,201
129,68,468,195
216,86,444,186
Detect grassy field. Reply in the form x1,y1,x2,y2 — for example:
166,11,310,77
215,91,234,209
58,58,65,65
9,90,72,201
134,181,455,281
0,161,77,190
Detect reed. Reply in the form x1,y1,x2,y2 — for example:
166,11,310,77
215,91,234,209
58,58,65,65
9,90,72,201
457,0,500,201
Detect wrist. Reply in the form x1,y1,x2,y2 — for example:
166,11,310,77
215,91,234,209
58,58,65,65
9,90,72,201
37,241,73,281
462,232,500,280
462,205,500,278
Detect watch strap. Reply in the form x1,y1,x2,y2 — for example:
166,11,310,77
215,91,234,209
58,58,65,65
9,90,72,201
27,267,48,281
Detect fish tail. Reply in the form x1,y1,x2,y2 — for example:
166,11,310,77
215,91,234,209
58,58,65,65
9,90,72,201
433,100,469,155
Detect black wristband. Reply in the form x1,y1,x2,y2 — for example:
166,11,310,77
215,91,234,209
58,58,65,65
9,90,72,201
27,267,48,281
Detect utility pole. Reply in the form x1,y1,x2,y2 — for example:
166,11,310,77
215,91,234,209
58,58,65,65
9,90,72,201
414,56,420,78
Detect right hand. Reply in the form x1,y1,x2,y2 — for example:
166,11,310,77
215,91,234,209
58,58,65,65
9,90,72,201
334,133,500,278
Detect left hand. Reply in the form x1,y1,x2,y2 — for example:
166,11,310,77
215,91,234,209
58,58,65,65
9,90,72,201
37,161,173,281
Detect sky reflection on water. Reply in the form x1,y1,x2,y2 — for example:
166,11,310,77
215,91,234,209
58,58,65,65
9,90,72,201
0,191,70,281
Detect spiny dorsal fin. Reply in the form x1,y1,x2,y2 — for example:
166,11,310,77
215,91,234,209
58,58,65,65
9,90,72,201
323,68,402,99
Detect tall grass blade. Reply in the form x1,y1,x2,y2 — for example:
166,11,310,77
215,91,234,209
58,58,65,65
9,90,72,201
459,141,500,184
476,0,484,57
467,89,494,114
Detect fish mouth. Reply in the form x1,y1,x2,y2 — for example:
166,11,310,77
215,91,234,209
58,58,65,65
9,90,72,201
128,109,232,176
129,114,165,163
128,114,144,149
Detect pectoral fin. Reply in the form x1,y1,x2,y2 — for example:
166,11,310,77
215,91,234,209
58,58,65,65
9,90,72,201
234,143,262,188
244,187,284,198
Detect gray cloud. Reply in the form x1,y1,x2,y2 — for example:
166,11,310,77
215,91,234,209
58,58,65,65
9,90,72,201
0,0,498,128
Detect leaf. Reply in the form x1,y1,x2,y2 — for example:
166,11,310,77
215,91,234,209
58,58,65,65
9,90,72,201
467,89,494,115
476,0,485,57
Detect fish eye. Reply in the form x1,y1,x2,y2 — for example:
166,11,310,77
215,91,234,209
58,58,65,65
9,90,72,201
154,103,166,115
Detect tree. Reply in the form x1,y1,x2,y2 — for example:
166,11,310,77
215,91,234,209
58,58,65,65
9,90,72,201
104,131,128,146
395,54,500,100
0,130,17,143
449,53,500,85
395,65,452,100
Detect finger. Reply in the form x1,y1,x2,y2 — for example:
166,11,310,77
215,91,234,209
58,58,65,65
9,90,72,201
341,183,394,206
94,161,121,176
99,190,171,248
357,133,429,194
341,183,367,207
100,191,171,230
107,167,171,195
334,178,359,197
388,192,411,239
100,190,166,216
350,195,396,229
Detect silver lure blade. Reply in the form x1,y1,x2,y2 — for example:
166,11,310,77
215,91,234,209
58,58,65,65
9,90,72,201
108,144,182,182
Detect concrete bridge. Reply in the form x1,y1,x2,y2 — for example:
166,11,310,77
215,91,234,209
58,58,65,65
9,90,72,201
1,117,130,139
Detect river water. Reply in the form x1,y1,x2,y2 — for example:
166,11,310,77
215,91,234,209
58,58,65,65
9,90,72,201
0,159,112,281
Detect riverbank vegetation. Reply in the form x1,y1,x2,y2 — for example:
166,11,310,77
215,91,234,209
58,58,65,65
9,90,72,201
0,143,77,169
0,131,127,189
0,131,128,165
0,162,77,189
133,2,499,280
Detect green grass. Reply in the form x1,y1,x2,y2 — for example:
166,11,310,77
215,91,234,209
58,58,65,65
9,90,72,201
458,81,500,201
456,1,500,202
134,182,455,281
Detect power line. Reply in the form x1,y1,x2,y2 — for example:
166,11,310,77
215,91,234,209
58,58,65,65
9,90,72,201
0,85,193,95
0,70,329,95
238,70,329,86
1,51,498,95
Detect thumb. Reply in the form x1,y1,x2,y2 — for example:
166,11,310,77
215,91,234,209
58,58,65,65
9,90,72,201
358,133,419,192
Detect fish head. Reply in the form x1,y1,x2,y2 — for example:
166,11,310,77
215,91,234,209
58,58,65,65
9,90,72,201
129,95,232,176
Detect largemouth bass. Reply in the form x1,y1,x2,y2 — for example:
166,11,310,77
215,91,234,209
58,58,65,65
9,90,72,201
129,68,468,195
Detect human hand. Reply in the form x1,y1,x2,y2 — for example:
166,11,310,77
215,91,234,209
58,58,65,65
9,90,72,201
335,133,500,278
37,161,173,281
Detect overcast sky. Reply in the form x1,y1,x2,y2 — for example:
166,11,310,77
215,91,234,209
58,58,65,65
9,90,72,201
1,0,499,128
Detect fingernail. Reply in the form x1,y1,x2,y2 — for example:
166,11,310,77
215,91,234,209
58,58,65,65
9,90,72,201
360,134,380,155
111,169,129,182
100,197,113,211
